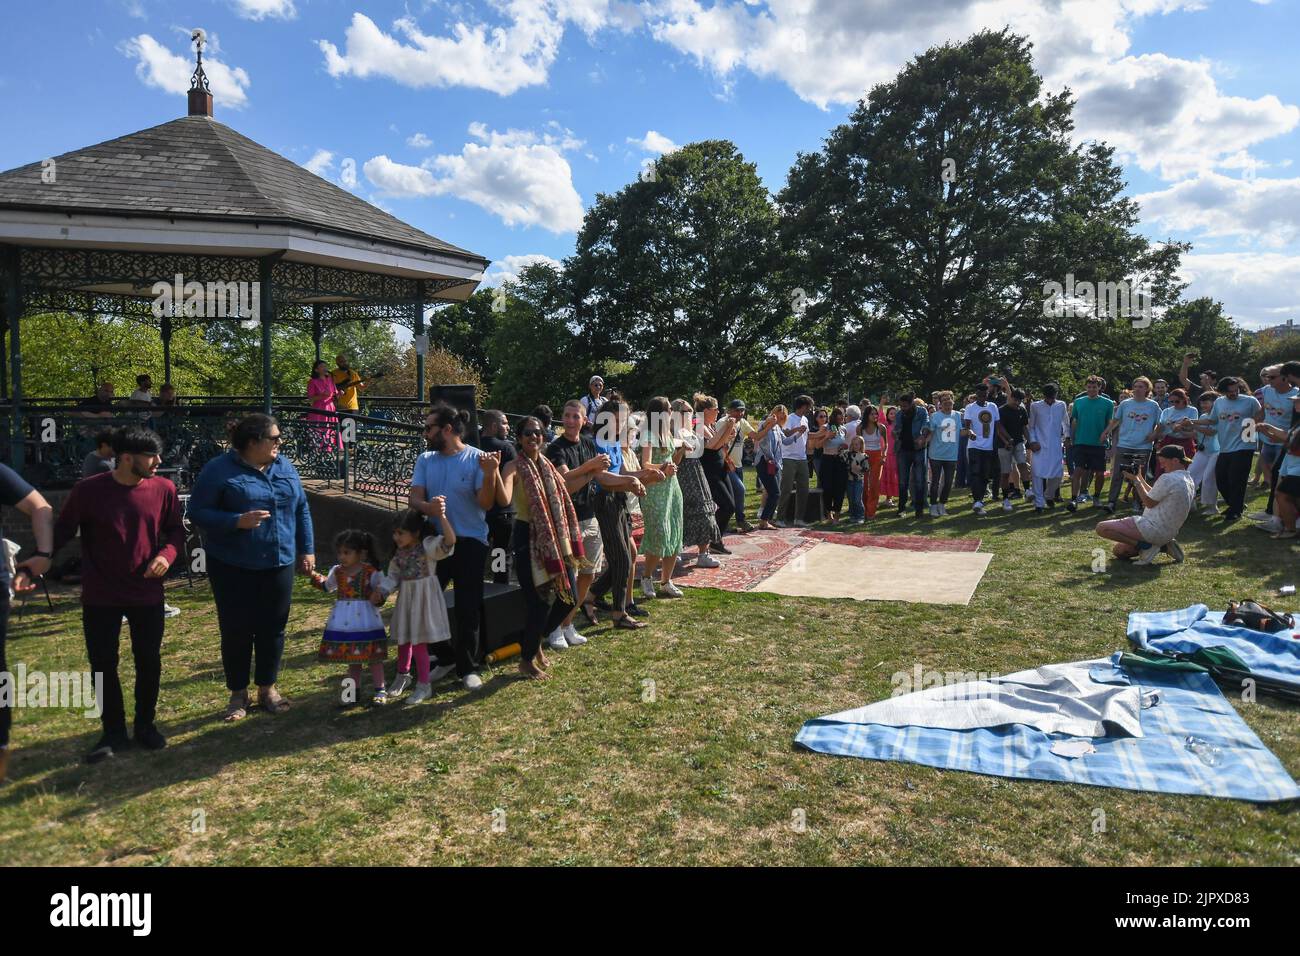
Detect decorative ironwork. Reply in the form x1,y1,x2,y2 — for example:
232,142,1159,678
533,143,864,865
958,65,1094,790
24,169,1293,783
190,29,211,93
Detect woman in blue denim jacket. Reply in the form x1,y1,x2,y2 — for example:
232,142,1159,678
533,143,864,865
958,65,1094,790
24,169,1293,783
190,413,315,721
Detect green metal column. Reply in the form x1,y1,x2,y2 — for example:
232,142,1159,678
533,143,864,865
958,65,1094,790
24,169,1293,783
161,313,173,385
414,281,425,402
312,303,322,363
5,247,23,471
259,257,274,415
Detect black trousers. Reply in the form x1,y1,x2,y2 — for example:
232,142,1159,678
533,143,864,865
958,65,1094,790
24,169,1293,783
513,524,576,663
208,557,295,692
0,596,9,748
929,459,956,503
83,603,165,736
434,537,489,677
591,495,634,613
820,454,849,515
966,448,998,501
487,511,514,584
1216,449,1255,518
702,459,736,535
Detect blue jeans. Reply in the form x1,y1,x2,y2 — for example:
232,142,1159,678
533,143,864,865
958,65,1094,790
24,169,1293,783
756,460,780,520
847,477,864,520
728,468,746,522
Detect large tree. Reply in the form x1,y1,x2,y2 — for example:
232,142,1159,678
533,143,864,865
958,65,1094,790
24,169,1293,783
778,29,1185,395
569,140,797,400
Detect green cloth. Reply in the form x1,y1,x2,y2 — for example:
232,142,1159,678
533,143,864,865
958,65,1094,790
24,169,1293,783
1120,645,1250,675
1071,395,1115,446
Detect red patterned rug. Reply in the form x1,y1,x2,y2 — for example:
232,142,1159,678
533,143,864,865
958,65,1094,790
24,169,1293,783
632,527,820,593
797,530,981,553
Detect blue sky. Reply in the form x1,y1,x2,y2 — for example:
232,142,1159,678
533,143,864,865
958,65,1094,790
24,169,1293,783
1,0,1298,329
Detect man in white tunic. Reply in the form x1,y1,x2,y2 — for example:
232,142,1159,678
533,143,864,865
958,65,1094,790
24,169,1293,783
1028,383,1069,512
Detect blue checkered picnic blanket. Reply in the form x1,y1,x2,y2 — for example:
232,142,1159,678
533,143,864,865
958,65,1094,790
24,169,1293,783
1127,604,1300,689
795,657,1300,802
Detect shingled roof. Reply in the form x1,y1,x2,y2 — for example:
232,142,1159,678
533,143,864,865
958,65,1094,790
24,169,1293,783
0,114,487,266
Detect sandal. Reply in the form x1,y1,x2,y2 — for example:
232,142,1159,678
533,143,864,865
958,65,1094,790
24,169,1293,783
257,687,291,714
613,616,644,630
581,602,599,627
223,691,249,722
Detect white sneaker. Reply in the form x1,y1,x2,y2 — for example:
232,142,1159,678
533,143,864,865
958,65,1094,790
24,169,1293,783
547,628,570,650
1255,515,1283,533
794,520,810,528
1135,544,1160,566
1248,510,1272,522
562,624,587,646
972,501,985,515
407,682,433,704
429,663,456,684
387,673,412,697
462,673,483,691
696,553,720,568
641,576,657,600
1163,540,1185,563
660,581,684,598
928,504,938,517
1002,498,1013,513
163,603,181,618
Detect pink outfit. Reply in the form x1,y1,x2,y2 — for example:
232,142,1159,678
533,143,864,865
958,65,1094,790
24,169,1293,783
307,375,342,451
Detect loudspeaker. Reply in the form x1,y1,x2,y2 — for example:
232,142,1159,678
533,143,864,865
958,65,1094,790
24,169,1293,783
445,582,526,656
429,383,480,447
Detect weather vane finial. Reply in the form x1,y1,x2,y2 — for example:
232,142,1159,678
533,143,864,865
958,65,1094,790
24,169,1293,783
190,28,210,93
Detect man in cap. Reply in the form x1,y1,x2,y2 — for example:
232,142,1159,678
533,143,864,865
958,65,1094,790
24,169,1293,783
1095,444,1195,566
724,399,757,532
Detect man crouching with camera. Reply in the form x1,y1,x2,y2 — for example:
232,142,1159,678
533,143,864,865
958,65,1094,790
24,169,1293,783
1095,445,1197,566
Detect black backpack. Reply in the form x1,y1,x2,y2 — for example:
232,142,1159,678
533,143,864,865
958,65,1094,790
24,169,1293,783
1223,601,1295,635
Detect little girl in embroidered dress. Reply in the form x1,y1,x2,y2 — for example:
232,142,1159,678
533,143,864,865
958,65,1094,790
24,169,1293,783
384,504,456,704
311,529,394,705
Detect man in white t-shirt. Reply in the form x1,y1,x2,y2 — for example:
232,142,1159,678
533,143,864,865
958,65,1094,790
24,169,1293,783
776,395,813,526
961,383,1008,515
1095,445,1195,565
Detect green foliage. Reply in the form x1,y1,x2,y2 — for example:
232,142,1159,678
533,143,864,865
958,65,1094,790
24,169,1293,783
777,29,1186,396
569,140,797,401
18,312,223,398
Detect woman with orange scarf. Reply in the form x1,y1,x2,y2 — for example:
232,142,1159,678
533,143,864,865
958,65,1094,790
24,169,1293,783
498,416,589,679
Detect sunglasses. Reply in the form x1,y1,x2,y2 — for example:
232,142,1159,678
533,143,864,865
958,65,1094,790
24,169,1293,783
262,434,283,445
519,429,543,438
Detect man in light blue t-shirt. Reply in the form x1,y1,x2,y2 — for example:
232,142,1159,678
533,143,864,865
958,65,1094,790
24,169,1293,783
1258,366,1300,521
1198,377,1262,521
1099,377,1161,514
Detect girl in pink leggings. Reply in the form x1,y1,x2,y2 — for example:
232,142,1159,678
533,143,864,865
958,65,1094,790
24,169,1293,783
385,506,457,704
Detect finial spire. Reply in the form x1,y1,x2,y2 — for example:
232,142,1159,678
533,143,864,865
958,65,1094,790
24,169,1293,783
187,28,213,117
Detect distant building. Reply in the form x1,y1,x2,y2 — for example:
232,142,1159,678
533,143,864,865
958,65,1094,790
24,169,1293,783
1254,319,1299,340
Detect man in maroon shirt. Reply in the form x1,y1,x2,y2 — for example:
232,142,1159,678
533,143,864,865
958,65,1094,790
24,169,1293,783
52,426,184,763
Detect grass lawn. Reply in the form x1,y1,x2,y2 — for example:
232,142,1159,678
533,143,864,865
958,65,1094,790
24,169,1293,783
2,484,1297,866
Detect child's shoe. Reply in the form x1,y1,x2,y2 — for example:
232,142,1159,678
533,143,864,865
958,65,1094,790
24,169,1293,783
372,688,390,705
407,682,433,705
387,673,412,697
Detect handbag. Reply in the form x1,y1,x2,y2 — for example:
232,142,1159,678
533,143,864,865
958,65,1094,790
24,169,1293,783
1223,600,1295,635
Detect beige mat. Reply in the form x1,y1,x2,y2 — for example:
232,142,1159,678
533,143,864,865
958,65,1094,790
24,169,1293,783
751,542,993,605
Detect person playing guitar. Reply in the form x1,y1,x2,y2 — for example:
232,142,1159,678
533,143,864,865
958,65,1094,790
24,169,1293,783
332,354,368,412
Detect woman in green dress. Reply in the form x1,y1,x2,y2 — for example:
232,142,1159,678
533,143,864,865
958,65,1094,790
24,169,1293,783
639,396,685,599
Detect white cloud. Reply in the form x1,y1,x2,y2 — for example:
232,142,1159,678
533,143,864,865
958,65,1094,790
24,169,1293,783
1137,172,1300,247
303,149,334,176
483,253,565,286
407,132,433,148
1179,252,1300,329
1070,54,1300,180
627,130,679,154
231,0,296,20
121,33,252,109
365,125,585,233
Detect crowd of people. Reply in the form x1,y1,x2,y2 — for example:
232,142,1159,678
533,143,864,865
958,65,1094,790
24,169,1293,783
1,354,1297,784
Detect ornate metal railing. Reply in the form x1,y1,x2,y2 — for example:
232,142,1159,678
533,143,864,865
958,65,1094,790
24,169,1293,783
0,402,424,502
